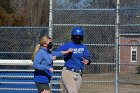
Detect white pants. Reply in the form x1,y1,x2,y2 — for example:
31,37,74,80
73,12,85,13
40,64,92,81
62,68,82,93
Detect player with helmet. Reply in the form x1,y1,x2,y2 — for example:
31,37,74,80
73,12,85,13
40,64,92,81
56,27,91,93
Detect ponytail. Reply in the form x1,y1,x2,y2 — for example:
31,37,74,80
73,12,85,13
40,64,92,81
31,44,40,61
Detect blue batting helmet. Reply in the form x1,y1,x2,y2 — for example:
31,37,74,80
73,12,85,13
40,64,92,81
71,27,84,36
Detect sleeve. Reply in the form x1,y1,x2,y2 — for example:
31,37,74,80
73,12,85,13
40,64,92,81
33,51,51,71
45,70,52,77
56,43,67,51
83,46,91,65
52,51,63,57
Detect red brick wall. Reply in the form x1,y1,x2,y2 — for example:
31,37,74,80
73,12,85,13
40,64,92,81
120,36,140,73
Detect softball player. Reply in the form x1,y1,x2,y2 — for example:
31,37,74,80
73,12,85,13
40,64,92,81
57,27,91,93
32,36,72,93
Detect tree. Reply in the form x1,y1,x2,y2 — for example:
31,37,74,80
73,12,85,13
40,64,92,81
0,0,26,26
10,0,49,26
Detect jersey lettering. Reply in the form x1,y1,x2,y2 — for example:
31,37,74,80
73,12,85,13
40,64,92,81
73,48,84,54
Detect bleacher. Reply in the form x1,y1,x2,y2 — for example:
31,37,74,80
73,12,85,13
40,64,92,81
0,60,64,93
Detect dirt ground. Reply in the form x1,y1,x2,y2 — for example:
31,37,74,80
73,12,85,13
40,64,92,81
59,73,140,93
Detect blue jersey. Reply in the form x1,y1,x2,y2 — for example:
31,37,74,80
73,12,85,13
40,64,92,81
33,47,62,83
57,42,91,70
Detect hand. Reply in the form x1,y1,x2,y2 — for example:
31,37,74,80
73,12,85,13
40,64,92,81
52,56,56,61
67,48,73,53
82,57,89,65
61,48,73,55
49,68,54,72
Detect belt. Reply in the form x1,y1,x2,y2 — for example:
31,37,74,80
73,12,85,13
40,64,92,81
66,67,82,73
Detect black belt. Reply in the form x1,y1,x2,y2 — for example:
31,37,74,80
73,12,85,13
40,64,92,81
66,67,82,73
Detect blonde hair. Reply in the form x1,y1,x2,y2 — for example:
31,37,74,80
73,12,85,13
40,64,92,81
31,36,52,61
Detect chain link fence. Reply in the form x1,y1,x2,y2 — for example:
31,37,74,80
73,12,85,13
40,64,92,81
0,0,140,93
119,0,140,93
50,0,116,93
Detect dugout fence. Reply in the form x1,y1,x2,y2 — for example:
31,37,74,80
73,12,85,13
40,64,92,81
48,0,140,93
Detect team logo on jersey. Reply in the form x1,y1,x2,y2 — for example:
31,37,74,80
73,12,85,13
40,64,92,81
73,48,84,54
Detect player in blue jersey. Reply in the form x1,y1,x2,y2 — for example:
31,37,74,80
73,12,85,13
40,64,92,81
32,36,72,93
57,27,91,93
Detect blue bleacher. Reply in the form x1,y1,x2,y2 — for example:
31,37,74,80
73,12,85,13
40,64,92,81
0,60,64,93
0,71,38,93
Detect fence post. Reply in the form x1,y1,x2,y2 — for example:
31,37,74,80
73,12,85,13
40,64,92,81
115,0,120,93
49,0,53,38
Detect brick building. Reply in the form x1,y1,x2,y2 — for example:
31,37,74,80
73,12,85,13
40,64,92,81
120,33,140,73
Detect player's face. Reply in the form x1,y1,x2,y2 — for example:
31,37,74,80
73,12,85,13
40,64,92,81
46,39,53,49
43,39,52,48
72,35,83,44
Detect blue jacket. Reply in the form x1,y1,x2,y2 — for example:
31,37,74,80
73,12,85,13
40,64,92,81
33,47,62,83
56,42,91,71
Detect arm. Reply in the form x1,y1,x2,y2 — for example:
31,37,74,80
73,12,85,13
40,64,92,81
52,48,73,57
61,48,73,55
82,46,91,65
82,57,91,65
33,52,51,71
